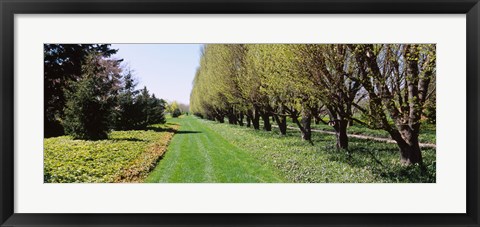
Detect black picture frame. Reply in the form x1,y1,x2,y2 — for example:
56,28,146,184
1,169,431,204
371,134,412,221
1,0,479,226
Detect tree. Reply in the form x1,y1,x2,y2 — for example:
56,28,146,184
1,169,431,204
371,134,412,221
295,44,362,150
147,94,167,124
237,45,267,130
166,101,179,114
172,108,182,118
190,45,242,124
134,86,154,129
243,44,276,132
203,45,242,125
246,44,318,140
348,44,436,164
190,43,436,163
114,69,143,130
114,71,166,130
44,44,118,137
63,53,121,140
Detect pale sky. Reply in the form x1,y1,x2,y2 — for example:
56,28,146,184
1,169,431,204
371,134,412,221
111,44,203,105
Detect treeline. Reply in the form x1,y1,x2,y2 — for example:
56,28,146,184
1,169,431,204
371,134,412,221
166,101,189,118
45,44,166,140
190,44,436,165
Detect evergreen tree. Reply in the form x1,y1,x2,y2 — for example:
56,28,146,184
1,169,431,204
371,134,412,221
114,75,166,129
147,94,167,125
134,86,152,129
114,69,142,130
63,54,117,140
172,108,182,118
44,44,118,137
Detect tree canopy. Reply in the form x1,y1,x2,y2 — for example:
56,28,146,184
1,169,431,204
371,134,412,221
190,44,436,165
45,44,167,139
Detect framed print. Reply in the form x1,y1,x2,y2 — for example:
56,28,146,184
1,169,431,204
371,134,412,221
1,0,479,226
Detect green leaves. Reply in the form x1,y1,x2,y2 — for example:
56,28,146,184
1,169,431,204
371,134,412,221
44,124,177,183
190,44,435,165
63,54,114,140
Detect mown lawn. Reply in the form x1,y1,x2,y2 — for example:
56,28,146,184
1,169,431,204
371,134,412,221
44,116,436,183
44,123,178,183
145,116,283,183
198,118,436,183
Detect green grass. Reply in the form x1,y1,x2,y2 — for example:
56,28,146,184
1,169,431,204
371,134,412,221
44,115,436,183
193,117,436,183
44,123,177,183
145,116,283,183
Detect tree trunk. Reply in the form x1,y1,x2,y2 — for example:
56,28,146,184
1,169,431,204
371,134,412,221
389,127,423,165
333,119,349,150
246,112,252,127
293,109,312,142
346,103,354,126
261,112,272,131
399,142,422,165
252,108,260,130
238,113,244,126
300,112,312,141
216,115,224,123
273,114,287,135
227,114,237,124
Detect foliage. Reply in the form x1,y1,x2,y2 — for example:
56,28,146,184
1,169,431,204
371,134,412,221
44,44,118,137
147,94,167,125
63,54,121,140
171,108,182,118
114,71,166,130
166,101,179,113
114,68,141,129
347,44,436,164
44,123,178,183
166,101,188,118
45,44,167,137
190,44,436,165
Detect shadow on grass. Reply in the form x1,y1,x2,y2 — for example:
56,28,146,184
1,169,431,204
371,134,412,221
203,118,436,182
176,130,202,134
146,126,177,133
377,163,436,183
145,126,202,135
321,142,436,183
110,137,145,142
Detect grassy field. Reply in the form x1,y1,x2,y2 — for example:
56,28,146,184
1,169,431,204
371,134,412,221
44,116,436,183
44,123,178,183
206,119,436,183
145,117,283,183
146,116,435,183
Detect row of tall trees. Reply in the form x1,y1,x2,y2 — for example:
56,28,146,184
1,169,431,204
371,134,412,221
45,44,166,140
190,44,436,165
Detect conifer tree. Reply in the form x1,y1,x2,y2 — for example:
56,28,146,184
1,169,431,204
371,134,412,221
63,53,118,140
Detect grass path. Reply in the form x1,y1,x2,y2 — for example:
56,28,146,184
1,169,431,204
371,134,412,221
145,116,283,183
